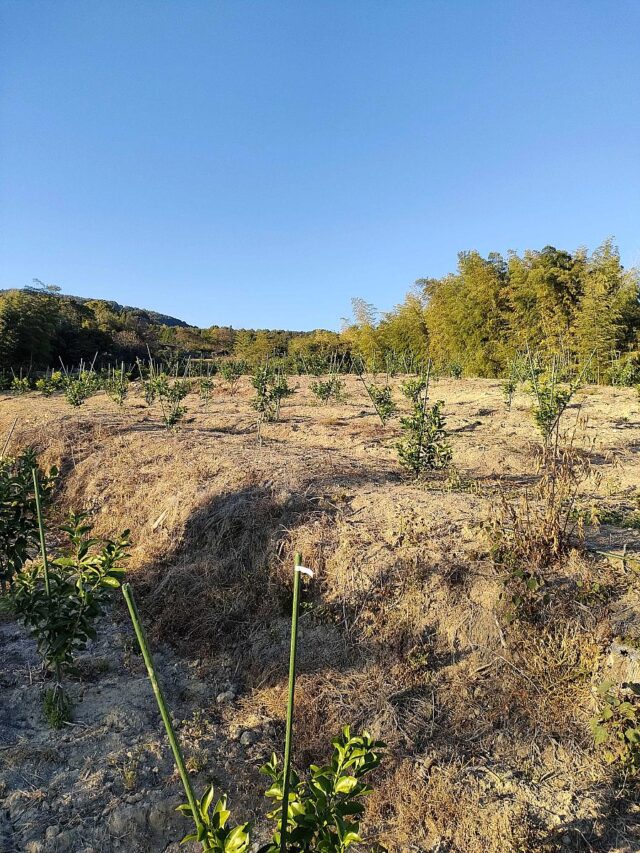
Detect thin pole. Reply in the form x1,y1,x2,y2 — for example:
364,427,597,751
32,468,51,599
280,552,302,853
1,417,18,459
121,583,205,839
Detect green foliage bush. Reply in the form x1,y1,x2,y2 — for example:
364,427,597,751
13,512,129,676
365,384,396,425
220,360,246,394
310,376,345,405
35,371,64,396
591,681,640,773
251,365,295,423
178,790,251,852
0,451,56,589
177,727,385,853
258,726,385,853
397,385,452,476
104,366,130,406
156,376,192,427
199,376,215,409
11,376,31,394
63,370,101,407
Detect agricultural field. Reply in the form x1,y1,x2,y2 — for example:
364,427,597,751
1,374,640,852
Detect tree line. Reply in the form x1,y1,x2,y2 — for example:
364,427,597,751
347,240,640,382
2,241,639,383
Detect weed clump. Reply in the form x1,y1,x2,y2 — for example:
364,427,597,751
43,685,72,728
490,431,594,623
591,681,640,774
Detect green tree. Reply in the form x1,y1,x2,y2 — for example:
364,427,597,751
423,251,509,376
0,287,61,371
573,240,639,378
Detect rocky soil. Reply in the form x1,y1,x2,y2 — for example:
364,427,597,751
0,611,276,853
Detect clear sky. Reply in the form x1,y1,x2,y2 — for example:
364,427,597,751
1,1,639,330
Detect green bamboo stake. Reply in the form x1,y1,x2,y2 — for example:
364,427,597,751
280,551,303,853
32,468,51,599
121,583,205,839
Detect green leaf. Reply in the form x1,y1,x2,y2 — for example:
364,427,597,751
592,725,608,746
200,785,215,817
225,823,252,852
334,775,359,794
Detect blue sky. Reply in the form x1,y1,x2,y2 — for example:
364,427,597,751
1,1,639,330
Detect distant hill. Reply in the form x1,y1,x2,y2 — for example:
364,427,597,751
0,288,191,328
63,294,191,327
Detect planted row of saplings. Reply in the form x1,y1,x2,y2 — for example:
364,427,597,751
0,453,385,852
5,350,594,482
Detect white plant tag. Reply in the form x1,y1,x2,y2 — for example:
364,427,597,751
296,565,314,577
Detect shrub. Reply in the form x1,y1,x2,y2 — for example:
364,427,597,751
400,376,428,404
365,384,396,425
251,365,295,425
35,371,64,396
258,727,385,852
530,378,571,444
104,366,129,406
524,352,588,448
12,511,129,724
63,370,100,407
0,451,56,590
139,363,161,406
310,376,345,405
198,376,215,409
177,791,251,851
398,398,453,477
591,681,640,773
397,393,452,476
11,376,31,394
64,377,88,407
174,730,385,853
155,376,192,428
220,360,246,394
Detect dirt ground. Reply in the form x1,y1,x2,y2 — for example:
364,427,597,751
1,375,639,852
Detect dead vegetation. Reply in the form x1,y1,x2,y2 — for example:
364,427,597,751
2,376,640,850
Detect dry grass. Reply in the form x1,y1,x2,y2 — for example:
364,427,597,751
367,760,535,853
2,377,640,849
